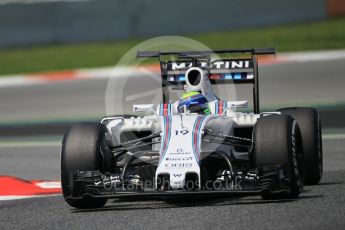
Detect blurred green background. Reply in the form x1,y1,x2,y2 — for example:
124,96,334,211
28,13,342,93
0,18,344,75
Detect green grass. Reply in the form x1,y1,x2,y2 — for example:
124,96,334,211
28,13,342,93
0,18,345,75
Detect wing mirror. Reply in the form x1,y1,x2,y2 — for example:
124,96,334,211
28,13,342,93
228,100,248,108
133,104,155,113
222,100,248,117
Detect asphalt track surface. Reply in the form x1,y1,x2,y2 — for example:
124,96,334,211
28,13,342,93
0,137,344,230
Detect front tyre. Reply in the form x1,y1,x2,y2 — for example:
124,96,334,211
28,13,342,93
61,123,107,209
254,114,304,199
279,107,323,185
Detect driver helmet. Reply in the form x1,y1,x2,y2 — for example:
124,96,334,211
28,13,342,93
178,91,210,114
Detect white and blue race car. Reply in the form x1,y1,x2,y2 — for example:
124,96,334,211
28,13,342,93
61,48,323,209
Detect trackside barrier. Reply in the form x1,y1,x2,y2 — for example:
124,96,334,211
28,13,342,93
0,0,334,48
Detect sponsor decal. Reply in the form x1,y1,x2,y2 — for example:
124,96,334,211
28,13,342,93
291,121,302,190
169,148,192,155
169,60,252,70
165,157,193,161
164,163,193,168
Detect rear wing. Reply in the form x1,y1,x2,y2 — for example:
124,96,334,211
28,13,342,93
137,48,276,57
137,48,275,85
162,59,255,84
137,48,276,113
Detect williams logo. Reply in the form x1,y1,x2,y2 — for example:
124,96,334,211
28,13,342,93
173,174,183,177
169,148,191,155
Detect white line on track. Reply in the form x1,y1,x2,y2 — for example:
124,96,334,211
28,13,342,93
0,141,61,147
282,49,345,63
0,194,60,201
322,133,345,140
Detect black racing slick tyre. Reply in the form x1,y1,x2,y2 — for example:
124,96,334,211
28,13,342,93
278,107,323,185
254,114,304,199
61,123,107,209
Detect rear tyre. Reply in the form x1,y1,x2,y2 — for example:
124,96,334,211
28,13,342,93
278,107,323,185
61,123,108,209
254,114,304,199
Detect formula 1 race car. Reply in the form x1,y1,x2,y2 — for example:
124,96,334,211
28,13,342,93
61,48,323,209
